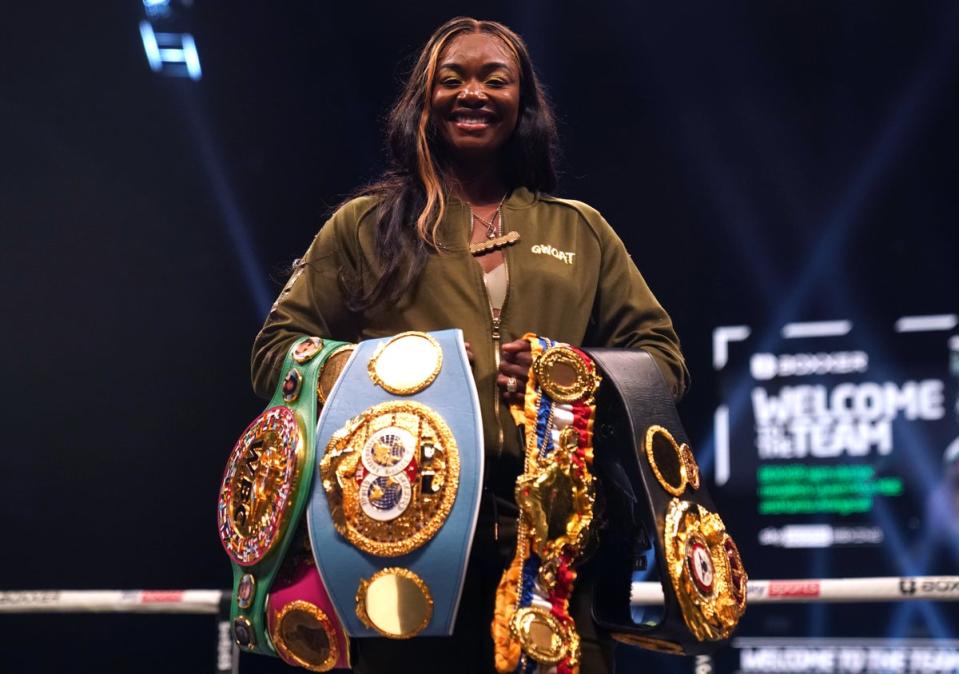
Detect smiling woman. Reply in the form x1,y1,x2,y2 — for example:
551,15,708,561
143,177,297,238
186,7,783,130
251,15,688,674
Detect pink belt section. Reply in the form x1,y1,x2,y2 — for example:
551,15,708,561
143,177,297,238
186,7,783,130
266,556,351,671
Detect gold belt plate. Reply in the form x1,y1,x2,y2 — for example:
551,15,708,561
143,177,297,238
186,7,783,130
320,400,459,557
532,345,600,404
218,407,306,566
271,600,340,672
355,567,434,639
663,499,748,641
367,332,443,396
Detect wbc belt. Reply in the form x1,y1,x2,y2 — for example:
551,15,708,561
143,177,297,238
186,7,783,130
309,329,484,639
585,349,747,655
217,336,352,668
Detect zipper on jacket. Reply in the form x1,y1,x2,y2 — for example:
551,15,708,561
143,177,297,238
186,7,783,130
466,196,513,540
491,313,503,455
487,256,511,461
478,254,511,541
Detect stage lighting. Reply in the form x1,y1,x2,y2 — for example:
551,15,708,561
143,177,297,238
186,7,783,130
139,21,202,80
142,0,171,19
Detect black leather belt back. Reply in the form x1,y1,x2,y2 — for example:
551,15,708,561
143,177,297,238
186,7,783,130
586,348,746,655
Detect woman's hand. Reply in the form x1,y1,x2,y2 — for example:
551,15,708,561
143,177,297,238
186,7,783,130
497,339,532,405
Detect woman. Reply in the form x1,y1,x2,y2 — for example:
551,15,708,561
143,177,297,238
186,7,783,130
252,17,688,674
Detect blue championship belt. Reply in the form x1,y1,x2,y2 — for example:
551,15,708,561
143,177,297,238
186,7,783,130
308,329,484,639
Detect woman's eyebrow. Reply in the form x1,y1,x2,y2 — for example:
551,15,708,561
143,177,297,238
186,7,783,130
437,61,514,73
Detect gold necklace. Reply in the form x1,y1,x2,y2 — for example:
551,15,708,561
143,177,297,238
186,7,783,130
472,209,499,239
468,195,521,256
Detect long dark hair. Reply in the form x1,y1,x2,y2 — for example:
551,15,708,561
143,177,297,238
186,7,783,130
343,17,559,310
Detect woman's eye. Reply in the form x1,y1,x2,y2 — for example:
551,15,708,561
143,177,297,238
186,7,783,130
441,78,462,87
486,79,506,88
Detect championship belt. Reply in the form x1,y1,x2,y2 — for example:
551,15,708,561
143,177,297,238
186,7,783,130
217,336,353,669
308,329,484,639
492,334,601,674
585,349,747,655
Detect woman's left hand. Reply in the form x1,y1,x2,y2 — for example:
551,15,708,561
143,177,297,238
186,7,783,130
497,339,532,405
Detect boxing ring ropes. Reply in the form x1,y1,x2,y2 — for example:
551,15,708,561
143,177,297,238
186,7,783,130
1,576,956,673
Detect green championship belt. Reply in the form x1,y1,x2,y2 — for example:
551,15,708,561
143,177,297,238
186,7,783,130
217,337,353,656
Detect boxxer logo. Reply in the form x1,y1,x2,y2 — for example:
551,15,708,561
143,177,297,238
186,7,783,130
922,579,959,593
750,351,868,380
898,578,959,595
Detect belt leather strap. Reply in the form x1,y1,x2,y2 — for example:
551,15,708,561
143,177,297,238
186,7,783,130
585,349,747,654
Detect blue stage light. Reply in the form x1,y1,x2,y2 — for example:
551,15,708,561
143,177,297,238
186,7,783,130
177,93,273,319
138,21,202,81
142,0,171,19
139,21,161,72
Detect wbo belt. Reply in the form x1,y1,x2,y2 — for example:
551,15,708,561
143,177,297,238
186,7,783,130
585,349,747,655
308,329,484,639
217,336,353,669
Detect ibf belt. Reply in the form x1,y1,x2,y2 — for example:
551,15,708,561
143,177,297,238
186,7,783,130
217,336,353,667
308,329,484,639
585,349,747,655
493,335,601,674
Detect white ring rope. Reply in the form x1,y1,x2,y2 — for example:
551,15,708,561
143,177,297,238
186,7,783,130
0,590,224,614
0,577,956,614
631,576,959,605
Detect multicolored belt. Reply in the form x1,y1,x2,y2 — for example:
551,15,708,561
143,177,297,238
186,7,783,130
308,329,484,639
493,334,602,674
585,348,747,655
217,336,353,669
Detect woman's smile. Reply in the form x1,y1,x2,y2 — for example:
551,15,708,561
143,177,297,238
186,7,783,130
431,32,520,159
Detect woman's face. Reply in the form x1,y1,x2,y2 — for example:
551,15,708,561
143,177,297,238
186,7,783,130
430,32,520,164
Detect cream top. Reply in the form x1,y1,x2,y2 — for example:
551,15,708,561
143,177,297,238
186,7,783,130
483,264,508,313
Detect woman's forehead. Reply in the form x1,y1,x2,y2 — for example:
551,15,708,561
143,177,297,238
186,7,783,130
438,32,517,70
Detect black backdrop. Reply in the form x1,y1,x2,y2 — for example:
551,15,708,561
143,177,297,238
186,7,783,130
2,2,958,672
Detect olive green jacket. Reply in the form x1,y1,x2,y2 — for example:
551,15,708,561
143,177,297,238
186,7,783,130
251,187,688,482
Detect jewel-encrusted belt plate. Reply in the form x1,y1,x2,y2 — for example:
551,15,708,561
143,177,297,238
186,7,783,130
308,329,484,639
585,348,747,655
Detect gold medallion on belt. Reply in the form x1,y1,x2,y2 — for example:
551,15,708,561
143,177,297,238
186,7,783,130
663,499,748,641
218,406,306,566
320,400,459,558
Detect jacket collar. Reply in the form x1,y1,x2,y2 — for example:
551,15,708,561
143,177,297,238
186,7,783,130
446,186,538,211
504,186,537,210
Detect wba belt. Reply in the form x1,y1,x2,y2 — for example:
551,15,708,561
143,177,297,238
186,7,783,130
217,336,352,669
585,349,747,655
493,335,601,674
308,329,484,639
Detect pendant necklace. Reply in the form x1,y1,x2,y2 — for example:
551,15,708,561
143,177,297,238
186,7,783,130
468,194,521,256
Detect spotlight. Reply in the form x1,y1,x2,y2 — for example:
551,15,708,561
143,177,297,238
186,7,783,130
139,21,202,81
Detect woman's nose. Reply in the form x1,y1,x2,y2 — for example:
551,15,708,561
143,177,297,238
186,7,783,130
457,84,487,104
